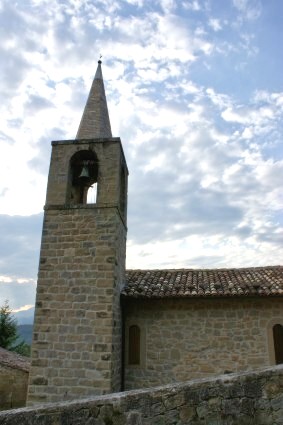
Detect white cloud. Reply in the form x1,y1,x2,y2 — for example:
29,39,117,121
159,0,176,13
206,88,231,109
12,304,34,313
0,276,12,283
232,0,262,21
182,0,202,12
0,0,282,312
124,0,145,6
208,18,222,32
221,103,277,126
127,231,282,270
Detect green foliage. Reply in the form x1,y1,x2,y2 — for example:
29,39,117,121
0,300,31,357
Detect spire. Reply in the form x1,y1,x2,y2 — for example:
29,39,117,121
76,60,112,139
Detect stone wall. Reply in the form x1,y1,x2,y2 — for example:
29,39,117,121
45,139,126,207
0,365,282,424
0,364,29,410
28,139,128,405
124,298,283,390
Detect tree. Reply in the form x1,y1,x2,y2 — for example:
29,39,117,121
0,300,30,356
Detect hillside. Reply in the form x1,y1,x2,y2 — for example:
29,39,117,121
18,324,33,345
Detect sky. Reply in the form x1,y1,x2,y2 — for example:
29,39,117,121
0,0,282,319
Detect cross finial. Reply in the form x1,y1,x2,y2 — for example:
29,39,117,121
98,54,102,64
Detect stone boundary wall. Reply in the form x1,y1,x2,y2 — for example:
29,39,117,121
0,365,282,424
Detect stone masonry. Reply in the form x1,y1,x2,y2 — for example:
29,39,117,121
1,365,282,424
27,138,128,405
0,348,30,410
76,61,112,139
24,59,283,410
124,297,283,390
0,364,29,411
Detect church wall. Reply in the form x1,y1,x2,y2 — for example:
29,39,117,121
124,297,283,390
0,364,29,410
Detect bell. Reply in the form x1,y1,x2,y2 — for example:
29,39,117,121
78,165,90,179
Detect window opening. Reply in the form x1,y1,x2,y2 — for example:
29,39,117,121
86,182,97,204
128,325,140,365
273,324,283,364
68,150,98,205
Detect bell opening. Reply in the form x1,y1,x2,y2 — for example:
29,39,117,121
68,150,99,205
87,182,98,204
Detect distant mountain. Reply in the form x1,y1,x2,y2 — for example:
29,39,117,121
18,324,33,345
14,307,34,325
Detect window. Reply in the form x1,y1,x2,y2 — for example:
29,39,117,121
128,325,140,365
273,324,283,364
86,182,98,204
68,150,98,205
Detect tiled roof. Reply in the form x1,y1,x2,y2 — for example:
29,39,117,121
122,266,283,298
0,347,30,372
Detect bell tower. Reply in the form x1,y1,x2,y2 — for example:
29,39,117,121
27,61,128,405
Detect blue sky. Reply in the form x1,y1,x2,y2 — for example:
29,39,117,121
0,0,282,319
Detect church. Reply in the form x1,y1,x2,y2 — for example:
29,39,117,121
27,61,283,406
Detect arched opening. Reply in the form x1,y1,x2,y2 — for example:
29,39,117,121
273,324,283,364
68,150,98,205
86,183,98,204
128,325,140,365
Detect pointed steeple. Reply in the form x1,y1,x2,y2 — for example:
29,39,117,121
76,60,112,139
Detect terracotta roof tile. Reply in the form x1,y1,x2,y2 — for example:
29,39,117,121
122,266,283,299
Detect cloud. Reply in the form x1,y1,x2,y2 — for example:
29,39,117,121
0,279,36,311
0,214,42,278
0,0,282,313
0,48,29,95
182,1,202,12
13,304,34,313
0,214,41,311
24,95,54,113
208,18,222,32
123,79,283,268
232,0,262,21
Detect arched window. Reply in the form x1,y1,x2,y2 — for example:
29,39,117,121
273,324,283,364
128,325,140,365
68,150,98,205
